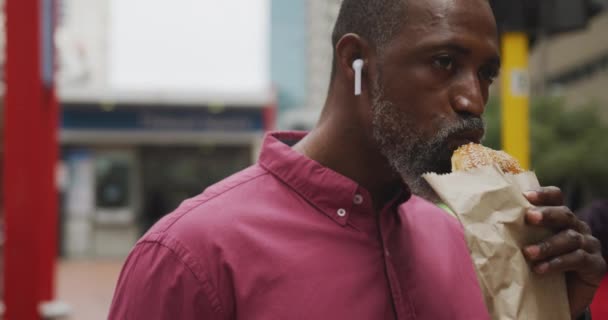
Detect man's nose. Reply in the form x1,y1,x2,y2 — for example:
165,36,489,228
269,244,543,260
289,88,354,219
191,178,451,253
451,72,485,116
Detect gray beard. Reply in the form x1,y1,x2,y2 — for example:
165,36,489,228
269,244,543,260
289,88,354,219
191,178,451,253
370,83,485,203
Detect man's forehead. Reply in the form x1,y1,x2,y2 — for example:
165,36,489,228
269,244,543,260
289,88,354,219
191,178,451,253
396,0,497,46
407,0,456,24
405,0,494,29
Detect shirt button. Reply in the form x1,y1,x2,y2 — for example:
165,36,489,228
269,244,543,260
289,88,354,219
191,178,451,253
353,194,364,205
385,249,391,257
337,208,347,217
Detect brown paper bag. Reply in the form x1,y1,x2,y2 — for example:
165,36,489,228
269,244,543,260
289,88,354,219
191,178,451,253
423,165,570,320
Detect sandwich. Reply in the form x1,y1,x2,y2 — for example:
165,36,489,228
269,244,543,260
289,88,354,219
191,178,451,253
451,143,524,174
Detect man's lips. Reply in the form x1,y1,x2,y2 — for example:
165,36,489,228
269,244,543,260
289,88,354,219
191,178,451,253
447,129,484,150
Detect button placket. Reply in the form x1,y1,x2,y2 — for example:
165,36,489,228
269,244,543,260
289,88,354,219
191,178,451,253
378,205,411,319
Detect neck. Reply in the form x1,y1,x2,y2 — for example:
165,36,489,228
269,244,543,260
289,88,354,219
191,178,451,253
293,92,401,210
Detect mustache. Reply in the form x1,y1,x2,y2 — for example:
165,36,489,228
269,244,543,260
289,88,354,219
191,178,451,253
412,115,486,175
432,115,486,145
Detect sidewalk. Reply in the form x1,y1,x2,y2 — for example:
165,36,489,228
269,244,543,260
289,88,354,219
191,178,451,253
56,259,124,320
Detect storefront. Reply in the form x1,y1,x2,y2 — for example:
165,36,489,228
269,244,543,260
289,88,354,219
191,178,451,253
59,102,274,258
53,0,275,259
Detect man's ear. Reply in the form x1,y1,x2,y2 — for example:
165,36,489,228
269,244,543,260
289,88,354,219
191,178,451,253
335,34,374,96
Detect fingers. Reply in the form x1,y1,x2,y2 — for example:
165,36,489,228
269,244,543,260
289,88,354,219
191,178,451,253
524,227,605,280
523,186,607,311
525,206,591,234
531,249,606,280
524,230,601,263
524,186,564,206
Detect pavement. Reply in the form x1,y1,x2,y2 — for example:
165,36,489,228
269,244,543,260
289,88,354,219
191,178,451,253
56,259,125,320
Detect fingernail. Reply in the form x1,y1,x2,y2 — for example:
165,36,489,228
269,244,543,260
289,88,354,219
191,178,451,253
527,210,543,224
535,263,549,274
524,191,538,200
525,245,540,259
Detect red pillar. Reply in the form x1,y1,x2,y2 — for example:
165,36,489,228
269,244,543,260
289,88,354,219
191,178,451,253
3,0,59,319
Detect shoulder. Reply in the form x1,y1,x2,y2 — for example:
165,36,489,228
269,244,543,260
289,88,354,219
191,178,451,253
134,162,295,280
109,236,224,319
137,164,279,249
111,164,296,319
148,164,272,234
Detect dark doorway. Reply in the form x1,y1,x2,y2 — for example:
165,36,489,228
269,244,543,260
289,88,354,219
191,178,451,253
139,145,252,233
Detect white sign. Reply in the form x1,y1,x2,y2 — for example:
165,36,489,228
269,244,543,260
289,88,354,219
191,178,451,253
56,0,271,103
109,0,270,97
510,69,530,97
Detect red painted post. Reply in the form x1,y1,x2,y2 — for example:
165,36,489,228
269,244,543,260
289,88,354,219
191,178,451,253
3,0,59,318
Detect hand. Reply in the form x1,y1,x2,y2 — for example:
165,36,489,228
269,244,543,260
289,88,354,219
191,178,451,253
523,187,607,319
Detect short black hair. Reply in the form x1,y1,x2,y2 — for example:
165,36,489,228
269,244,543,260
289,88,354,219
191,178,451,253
330,0,407,77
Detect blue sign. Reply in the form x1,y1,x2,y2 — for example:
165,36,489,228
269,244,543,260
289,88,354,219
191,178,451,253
62,105,265,133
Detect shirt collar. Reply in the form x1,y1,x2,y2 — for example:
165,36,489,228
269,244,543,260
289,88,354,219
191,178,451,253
258,131,409,226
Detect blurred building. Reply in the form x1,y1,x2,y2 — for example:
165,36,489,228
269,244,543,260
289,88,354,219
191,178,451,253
54,0,346,259
530,12,608,109
271,0,308,114
56,0,275,258
279,0,341,130
1,0,606,260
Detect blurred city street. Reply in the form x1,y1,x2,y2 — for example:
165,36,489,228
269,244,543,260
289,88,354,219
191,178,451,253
1,0,608,318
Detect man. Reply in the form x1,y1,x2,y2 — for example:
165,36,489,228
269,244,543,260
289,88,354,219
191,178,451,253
109,0,606,318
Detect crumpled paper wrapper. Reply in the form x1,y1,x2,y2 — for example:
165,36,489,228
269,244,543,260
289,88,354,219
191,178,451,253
423,165,570,320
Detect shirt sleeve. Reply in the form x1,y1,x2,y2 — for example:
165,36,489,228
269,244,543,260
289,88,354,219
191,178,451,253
108,240,224,319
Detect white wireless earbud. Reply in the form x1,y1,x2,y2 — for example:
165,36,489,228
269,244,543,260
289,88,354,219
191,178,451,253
352,59,364,96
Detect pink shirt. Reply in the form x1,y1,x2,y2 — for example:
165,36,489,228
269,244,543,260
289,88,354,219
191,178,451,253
109,131,489,319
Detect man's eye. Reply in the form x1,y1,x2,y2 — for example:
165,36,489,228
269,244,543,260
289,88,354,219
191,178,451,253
432,56,454,71
479,66,499,83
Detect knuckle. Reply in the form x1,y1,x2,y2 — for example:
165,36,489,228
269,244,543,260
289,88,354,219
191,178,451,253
565,210,577,224
579,221,592,234
575,249,588,262
542,208,557,222
540,241,552,255
550,256,563,267
566,229,584,246
543,187,564,203
565,229,578,239
587,235,600,250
